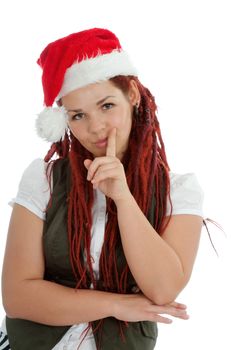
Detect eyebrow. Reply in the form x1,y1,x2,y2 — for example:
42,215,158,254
67,95,116,113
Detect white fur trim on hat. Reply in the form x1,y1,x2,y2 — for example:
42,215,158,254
35,106,68,142
56,50,138,100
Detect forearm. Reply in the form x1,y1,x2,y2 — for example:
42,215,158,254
115,193,185,305
3,279,115,326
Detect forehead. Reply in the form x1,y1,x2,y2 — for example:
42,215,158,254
62,80,124,107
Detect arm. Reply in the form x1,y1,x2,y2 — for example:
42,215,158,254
1,204,114,325
2,204,189,325
115,194,202,305
85,128,203,306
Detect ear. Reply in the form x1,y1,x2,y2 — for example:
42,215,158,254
128,79,141,106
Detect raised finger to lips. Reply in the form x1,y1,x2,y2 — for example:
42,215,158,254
106,128,117,157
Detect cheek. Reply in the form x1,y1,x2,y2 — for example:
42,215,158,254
112,108,133,146
111,106,132,129
68,122,85,142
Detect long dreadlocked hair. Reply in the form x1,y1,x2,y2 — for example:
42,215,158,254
44,75,172,344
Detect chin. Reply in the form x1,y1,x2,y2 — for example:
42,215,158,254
91,149,106,157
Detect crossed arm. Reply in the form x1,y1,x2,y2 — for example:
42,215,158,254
85,127,203,305
1,204,191,326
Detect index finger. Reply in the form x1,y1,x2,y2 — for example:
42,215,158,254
168,302,187,309
106,128,117,157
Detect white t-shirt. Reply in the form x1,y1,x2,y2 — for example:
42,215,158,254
2,158,204,350
9,158,204,219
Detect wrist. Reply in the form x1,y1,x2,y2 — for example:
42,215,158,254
106,292,121,318
109,293,123,319
114,191,135,207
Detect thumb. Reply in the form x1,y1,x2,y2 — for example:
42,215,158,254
84,159,92,169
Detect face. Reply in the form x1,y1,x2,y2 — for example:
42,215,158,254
62,80,140,160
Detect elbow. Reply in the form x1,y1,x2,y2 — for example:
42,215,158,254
2,290,23,319
2,299,18,319
150,279,188,306
152,292,180,306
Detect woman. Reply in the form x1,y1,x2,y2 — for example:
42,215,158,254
0,28,204,350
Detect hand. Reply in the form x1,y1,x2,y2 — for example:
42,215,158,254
112,293,189,324
84,128,131,201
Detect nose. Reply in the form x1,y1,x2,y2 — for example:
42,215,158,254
87,113,106,134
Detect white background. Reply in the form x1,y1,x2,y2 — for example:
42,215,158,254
0,0,232,349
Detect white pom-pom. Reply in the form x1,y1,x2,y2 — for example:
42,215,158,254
35,106,68,142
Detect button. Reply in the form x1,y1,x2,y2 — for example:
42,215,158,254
132,286,140,293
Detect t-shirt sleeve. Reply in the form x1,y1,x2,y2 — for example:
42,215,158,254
166,172,204,217
9,158,51,220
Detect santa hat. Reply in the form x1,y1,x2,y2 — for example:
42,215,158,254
36,28,138,142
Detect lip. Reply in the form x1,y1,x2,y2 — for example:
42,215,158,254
94,138,108,148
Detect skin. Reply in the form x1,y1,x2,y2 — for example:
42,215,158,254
62,79,139,161
1,79,203,329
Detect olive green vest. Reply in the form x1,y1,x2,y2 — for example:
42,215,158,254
6,158,158,349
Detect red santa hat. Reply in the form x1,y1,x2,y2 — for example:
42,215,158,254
36,28,138,142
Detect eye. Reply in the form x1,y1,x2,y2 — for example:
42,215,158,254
71,112,85,121
102,103,114,110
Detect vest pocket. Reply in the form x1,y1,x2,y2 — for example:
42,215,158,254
139,321,158,340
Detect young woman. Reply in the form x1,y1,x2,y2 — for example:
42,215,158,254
0,28,204,350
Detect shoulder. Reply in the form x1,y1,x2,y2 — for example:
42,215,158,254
19,158,49,181
10,158,51,220
166,171,204,217
18,158,51,195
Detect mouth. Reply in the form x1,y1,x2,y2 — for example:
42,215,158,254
94,138,108,148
